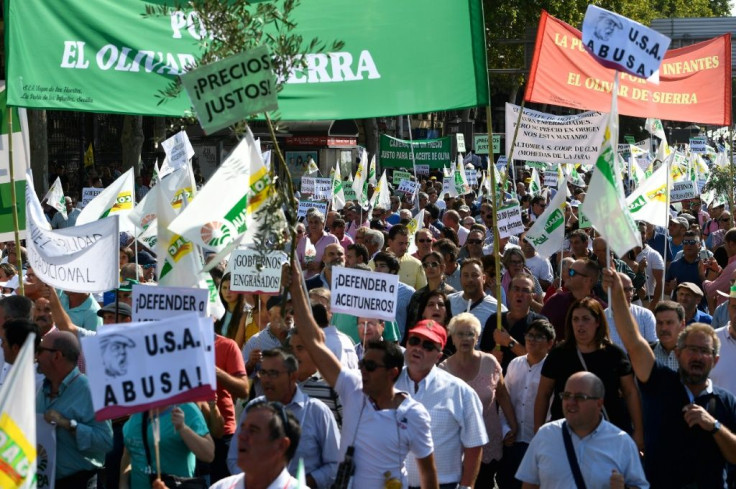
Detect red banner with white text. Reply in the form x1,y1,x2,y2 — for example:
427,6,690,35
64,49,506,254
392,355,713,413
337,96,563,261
524,11,732,126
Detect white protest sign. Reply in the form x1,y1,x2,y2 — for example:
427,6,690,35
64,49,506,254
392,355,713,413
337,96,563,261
35,414,56,489
26,179,120,293
456,133,466,153
131,284,209,322
81,313,216,420
312,178,332,199
230,249,288,294
415,164,430,176
690,137,706,153
442,177,458,197
582,5,670,79
397,179,420,196
505,103,607,165
301,176,315,194
466,169,478,186
81,187,102,208
497,204,524,239
160,131,195,178
543,168,559,187
670,180,699,202
297,200,329,219
330,266,399,321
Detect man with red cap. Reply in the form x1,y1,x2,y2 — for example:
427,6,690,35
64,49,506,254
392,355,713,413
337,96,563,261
396,319,488,489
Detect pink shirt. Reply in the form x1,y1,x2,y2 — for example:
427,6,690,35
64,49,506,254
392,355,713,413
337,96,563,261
704,254,736,308
296,231,340,279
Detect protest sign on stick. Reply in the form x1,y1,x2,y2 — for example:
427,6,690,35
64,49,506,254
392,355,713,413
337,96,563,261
229,249,288,294
131,284,209,322
330,267,399,321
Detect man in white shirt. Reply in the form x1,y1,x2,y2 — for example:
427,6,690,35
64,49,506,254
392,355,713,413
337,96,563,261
497,319,555,489
605,272,656,352
520,233,554,290
442,210,469,246
448,258,506,336
634,222,665,309
396,320,488,489
210,401,302,489
516,372,648,489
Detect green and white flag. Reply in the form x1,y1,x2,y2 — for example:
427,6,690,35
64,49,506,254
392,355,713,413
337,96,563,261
629,155,646,189
76,167,136,233
454,156,471,195
0,83,29,242
43,176,67,219
645,118,668,143
128,166,192,235
525,176,570,259
625,160,670,228
581,80,641,257
368,154,377,186
332,163,346,211
352,149,370,209
529,168,542,196
168,126,270,252
369,170,391,210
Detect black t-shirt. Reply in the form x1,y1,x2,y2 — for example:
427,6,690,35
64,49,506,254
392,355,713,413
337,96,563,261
480,311,546,372
638,362,736,489
541,343,633,432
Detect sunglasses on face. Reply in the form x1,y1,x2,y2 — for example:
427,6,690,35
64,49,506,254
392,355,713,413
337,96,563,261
466,239,483,245
407,336,440,352
682,239,699,246
358,359,387,372
568,268,588,278
416,239,432,243
422,262,441,269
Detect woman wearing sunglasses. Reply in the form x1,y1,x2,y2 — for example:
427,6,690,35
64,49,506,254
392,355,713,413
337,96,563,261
532,297,644,452
439,313,517,488
405,252,456,329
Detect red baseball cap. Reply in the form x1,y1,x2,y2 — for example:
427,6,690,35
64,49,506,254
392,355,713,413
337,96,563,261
408,320,447,349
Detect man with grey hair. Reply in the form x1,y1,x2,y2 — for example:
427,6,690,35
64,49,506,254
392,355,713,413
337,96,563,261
363,228,384,260
516,371,647,489
36,330,113,488
442,209,469,246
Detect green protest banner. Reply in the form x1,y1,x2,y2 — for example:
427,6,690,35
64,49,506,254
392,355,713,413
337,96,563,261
474,134,489,155
6,0,488,120
379,134,452,169
492,134,501,154
392,170,412,185
180,46,278,134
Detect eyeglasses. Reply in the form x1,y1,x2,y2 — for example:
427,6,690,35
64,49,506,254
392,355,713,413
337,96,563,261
37,347,58,354
623,286,635,293
257,369,288,379
422,262,441,269
682,239,699,246
525,333,548,342
559,392,601,402
358,359,387,372
417,239,432,243
568,268,588,278
466,239,483,245
680,345,715,356
407,336,440,352
453,331,476,338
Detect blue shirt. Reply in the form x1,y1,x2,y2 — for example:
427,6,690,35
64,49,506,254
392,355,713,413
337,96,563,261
58,292,102,332
648,231,672,262
36,367,113,478
229,387,341,488
688,309,713,325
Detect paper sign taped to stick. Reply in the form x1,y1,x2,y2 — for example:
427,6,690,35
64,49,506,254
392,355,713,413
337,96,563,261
312,178,332,199
160,131,195,177
82,187,102,208
690,137,706,153
415,165,430,176
131,284,209,322
543,169,559,187
180,45,278,134
230,249,288,294
497,204,524,239
297,200,328,219
582,5,670,79
330,266,399,321
82,313,216,420
670,180,699,202
397,179,420,196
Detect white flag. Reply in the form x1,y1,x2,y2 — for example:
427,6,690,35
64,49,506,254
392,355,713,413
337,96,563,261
0,334,36,489
525,176,570,258
369,170,391,210
332,163,346,211
407,209,425,256
168,127,270,252
626,161,671,228
529,168,542,196
128,166,193,235
160,130,195,179
368,154,377,186
76,167,136,233
43,176,67,219
580,78,641,257
352,149,370,209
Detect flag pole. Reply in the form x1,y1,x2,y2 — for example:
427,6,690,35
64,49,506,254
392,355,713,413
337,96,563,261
406,116,421,211
506,100,526,199
487,107,503,344
7,108,23,296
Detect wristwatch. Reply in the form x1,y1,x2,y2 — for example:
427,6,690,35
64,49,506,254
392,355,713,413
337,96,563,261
508,340,517,349
457,485,472,489
711,420,722,434
69,419,78,431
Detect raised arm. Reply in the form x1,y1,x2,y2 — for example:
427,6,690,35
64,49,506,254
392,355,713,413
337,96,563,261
602,268,655,383
286,262,342,387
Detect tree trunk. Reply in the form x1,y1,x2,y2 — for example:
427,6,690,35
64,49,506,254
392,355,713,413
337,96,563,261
121,115,144,175
363,118,379,158
28,109,48,194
